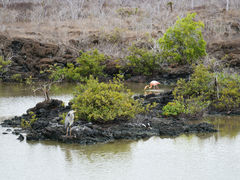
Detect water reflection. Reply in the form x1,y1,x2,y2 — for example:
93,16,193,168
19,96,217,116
28,140,133,163
181,115,240,142
0,82,76,97
207,116,240,139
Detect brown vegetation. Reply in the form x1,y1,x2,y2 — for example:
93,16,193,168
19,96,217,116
0,0,239,58
0,0,240,82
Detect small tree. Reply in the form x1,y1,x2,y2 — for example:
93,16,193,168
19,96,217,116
158,13,206,65
26,75,63,102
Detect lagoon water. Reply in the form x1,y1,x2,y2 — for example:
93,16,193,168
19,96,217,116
0,82,240,180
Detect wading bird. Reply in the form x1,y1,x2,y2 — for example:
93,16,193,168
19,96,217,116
65,110,75,136
144,80,160,90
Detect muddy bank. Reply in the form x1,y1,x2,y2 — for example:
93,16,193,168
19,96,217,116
1,92,217,144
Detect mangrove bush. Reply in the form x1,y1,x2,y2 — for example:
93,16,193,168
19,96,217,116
52,49,106,82
158,13,206,65
127,45,161,76
163,64,240,117
71,76,146,122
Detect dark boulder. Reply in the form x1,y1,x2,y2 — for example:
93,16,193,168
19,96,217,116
17,134,24,141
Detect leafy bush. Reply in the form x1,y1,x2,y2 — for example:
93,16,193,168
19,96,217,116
127,45,161,76
213,73,240,111
71,76,146,122
173,64,214,100
11,73,22,82
162,100,185,116
163,64,240,117
158,13,206,65
0,56,11,73
167,64,213,116
52,49,106,82
21,111,38,128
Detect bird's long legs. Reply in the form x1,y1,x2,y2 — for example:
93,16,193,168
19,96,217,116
66,127,73,137
66,127,69,136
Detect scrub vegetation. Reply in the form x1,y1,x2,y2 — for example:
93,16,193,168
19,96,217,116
0,56,11,74
52,49,107,82
52,13,206,80
71,76,148,122
163,64,240,117
1,0,239,121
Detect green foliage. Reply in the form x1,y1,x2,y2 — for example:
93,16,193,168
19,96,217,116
0,56,11,73
29,111,38,124
59,112,68,125
52,49,106,82
21,118,31,128
173,64,214,100
162,100,185,116
158,13,206,65
11,73,22,82
213,73,240,111
71,76,146,122
127,45,161,76
163,64,240,117
164,64,213,116
21,111,38,128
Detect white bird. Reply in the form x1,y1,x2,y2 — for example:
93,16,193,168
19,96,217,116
65,110,75,136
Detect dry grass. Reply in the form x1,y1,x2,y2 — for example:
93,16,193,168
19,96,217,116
0,0,239,57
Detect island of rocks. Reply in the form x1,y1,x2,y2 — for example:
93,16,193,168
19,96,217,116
1,91,217,144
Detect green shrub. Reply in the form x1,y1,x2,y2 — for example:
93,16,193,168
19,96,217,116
71,76,146,122
213,73,240,111
21,111,38,128
21,118,31,128
162,100,185,116
127,45,161,76
168,64,213,116
173,64,214,100
163,64,240,117
59,112,68,125
52,49,106,82
11,73,22,82
158,13,206,65
0,56,11,73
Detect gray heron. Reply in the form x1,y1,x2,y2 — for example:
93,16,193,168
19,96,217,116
65,110,75,136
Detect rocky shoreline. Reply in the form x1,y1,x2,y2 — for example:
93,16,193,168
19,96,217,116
1,92,217,145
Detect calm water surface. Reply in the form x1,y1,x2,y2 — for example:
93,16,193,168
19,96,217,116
0,82,240,180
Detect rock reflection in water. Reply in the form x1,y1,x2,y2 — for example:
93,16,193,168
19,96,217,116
27,140,134,163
